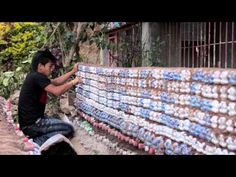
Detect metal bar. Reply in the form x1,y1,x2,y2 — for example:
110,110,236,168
169,22,171,67
132,26,134,49
219,22,222,68
176,22,178,67
188,23,190,67
208,22,211,68
132,26,135,66
116,32,119,67
183,23,186,67
196,22,199,67
164,22,167,66
179,23,182,66
192,23,195,68
200,22,203,67
213,22,216,67
225,22,228,68
202,22,207,67
232,22,235,68
191,41,236,46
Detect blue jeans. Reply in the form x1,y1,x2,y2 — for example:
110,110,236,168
22,117,75,146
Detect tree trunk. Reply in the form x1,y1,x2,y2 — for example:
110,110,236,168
63,22,83,67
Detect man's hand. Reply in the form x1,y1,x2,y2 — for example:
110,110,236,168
45,76,83,96
52,63,80,86
72,76,82,85
72,63,79,74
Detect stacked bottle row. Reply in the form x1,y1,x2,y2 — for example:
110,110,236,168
74,65,236,155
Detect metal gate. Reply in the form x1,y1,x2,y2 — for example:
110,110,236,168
162,22,236,68
106,22,236,68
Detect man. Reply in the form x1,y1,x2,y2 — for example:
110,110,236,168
18,49,82,146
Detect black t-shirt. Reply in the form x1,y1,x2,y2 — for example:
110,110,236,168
18,72,51,128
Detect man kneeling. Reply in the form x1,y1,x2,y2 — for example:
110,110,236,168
18,49,82,146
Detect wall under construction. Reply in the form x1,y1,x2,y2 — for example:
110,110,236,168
74,64,236,155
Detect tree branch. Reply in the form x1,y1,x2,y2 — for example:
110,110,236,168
41,22,60,49
64,22,83,67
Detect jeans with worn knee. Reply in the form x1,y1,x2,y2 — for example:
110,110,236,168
22,117,75,146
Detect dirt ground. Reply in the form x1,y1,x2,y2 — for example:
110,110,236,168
70,117,148,155
0,114,147,155
0,97,146,155
0,114,26,155
0,113,113,155
71,126,117,155
0,116,148,155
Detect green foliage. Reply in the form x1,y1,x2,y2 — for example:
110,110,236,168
0,23,46,66
43,22,110,75
0,69,26,99
142,37,166,67
0,22,165,99
0,22,46,98
87,23,110,50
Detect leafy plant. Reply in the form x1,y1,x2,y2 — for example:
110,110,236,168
143,37,166,67
0,22,46,98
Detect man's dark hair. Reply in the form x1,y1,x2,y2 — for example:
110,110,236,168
31,49,57,72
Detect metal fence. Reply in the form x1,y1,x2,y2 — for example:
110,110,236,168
107,22,236,68
162,22,236,68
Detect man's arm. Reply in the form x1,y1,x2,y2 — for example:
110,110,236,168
51,70,74,86
45,77,82,96
51,63,79,86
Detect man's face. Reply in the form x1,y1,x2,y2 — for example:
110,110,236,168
38,61,55,76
